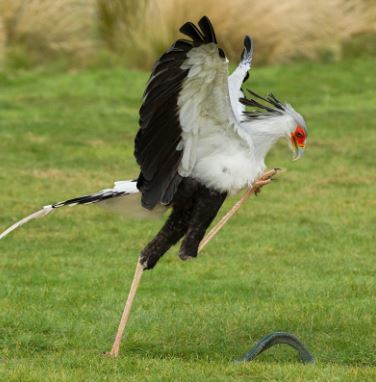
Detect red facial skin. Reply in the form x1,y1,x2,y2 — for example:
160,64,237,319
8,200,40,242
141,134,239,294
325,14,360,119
292,125,306,148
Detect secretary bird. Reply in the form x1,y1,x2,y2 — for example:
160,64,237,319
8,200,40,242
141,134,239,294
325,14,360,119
0,16,308,272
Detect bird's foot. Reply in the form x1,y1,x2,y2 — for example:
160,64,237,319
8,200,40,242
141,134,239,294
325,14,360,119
139,252,160,270
178,245,198,261
260,167,280,181
253,168,280,196
253,179,271,196
179,253,197,261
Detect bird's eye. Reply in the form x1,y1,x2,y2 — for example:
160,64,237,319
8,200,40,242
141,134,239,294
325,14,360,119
296,132,304,138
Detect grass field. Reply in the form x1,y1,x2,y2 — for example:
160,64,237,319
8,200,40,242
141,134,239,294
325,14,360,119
0,58,375,381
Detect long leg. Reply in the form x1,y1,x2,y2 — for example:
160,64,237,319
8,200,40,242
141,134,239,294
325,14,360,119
179,185,227,260
140,205,192,269
139,178,198,269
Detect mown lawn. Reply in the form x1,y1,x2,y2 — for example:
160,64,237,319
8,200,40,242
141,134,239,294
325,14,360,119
0,58,375,381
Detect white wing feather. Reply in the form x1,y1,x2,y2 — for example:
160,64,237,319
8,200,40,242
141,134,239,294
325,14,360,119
177,43,257,194
228,64,249,121
228,38,253,122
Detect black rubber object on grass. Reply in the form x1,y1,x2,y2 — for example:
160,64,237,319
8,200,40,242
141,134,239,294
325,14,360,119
236,332,314,364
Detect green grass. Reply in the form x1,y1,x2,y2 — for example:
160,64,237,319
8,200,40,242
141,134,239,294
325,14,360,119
0,58,375,381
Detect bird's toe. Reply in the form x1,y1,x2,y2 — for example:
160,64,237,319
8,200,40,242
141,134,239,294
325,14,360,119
139,253,158,270
179,253,196,261
178,246,198,261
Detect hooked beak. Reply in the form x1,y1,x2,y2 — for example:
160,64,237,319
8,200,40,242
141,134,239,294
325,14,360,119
291,135,305,161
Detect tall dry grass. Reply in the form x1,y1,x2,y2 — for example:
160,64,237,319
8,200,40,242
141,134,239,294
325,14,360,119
0,0,95,68
0,16,5,66
98,0,375,69
0,0,374,70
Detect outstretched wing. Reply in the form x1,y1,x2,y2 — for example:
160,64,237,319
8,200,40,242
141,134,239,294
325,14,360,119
135,16,219,210
228,36,253,121
135,16,248,209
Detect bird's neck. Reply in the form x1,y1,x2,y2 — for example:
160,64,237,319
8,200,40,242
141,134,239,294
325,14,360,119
242,114,294,165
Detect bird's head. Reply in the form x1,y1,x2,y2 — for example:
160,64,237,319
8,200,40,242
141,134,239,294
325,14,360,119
283,104,308,161
241,90,308,161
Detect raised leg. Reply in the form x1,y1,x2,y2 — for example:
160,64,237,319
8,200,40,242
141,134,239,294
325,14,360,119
253,168,279,195
179,185,227,260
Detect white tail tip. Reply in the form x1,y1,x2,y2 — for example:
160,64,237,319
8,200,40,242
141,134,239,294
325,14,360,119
0,206,54,240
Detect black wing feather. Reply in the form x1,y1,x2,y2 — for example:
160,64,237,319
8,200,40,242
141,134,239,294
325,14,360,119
198,16,217,43
239,97,277,113
179,22,205,43
134,16,221,209
239,89,285,119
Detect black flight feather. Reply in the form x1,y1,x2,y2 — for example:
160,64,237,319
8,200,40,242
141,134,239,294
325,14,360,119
266,93,284,110
179,22,205,43
239,97,277,113
240,88,286,120
198,16,217,43
246,89,271,104
244,35,252,51
135,16,219,209
171,39,194,51
247,89,284,110
241,35,253,61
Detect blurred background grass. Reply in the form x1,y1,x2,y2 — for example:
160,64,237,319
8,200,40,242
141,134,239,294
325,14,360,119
0,0,375,71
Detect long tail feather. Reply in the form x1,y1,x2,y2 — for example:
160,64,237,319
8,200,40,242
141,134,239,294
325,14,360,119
0,180,142,240
0,206,54,240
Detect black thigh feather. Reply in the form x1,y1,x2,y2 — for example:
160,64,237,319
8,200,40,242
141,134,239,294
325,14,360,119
179,185,227,260
140,178,227,269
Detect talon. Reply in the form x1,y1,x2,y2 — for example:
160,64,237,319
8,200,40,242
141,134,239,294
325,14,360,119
179,245,198,261
252,177,272,196
260,169,278,181
139,254,158,270
179,251,197,261
179,253,196,261
255,179,271,187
